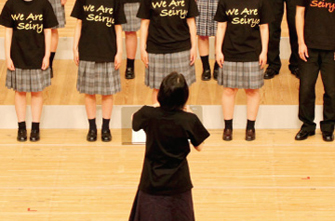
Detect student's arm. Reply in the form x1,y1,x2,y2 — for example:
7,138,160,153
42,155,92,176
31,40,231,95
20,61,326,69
114,25,123,70
296,6,308,62
42,28,52,70
187,17,197,65
215,22,227,68
194,143,204,152
73,19,82,66
5,27,14,71
259,24,269,69
140,19,150,68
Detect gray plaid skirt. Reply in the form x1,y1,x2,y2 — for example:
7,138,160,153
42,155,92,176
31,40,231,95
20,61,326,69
122,3,141,32
146,50,196,89
129,190,195,221
196,0,218,36
6,68,51,92
48,0,66,28
77,61,121,95
217,61,264,89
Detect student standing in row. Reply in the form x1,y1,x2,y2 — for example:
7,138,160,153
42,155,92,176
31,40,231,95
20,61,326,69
264,0,299,79
71,0,126,142
129,72,210,221
215,0,272,141
0,0,58,142
294,0,335,142
48,0,67,77
122,0,141,79
137,0,199,104
196,0,220,81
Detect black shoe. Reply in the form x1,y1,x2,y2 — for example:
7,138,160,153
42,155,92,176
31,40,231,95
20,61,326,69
101,129,112,142
322,132,334,142
213,68,219,80
295,130,315,140
86,130,97,142
17,128,27,142
30,130,40,142
201,69,211,81
289,67,300,79
223,129,233,141
125,67,135,79
263,68,279,80
245,129,256,141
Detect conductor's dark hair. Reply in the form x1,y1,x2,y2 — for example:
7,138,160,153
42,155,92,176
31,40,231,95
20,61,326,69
158,72,189,111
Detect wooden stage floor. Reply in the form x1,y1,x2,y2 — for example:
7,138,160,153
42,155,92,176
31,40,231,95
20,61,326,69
0,129,334,221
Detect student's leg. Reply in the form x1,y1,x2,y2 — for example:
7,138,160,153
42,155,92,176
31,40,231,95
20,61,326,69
125,31,137,79
198,36,211,81
30,91,43,141
286,0,299,76
15,91,27,141
222,88,238,141
152,89,159,105
50,29,59,77
101,95,114,142
245,89,260,141
319,50,335,141
85,94,97,141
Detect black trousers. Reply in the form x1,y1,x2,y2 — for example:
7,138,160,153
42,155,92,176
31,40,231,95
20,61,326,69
267,0,299,72
299,49,335,133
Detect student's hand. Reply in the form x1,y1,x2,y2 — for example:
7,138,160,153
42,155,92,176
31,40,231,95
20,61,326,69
6,58,15,71
216,52,224,68
114,53,122,70
61,0,67,5
190,47,196,66
73,49,79,66
41,56,49,70
299,43,309,62
141,49,149,68
259,51,267,69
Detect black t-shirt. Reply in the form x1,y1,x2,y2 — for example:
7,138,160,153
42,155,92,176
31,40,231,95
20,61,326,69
0,0,58,69
124,0,140,3
133,106,210,195
71,0,126,62
137,0,199,54
214,0,273,62
295,0,335,50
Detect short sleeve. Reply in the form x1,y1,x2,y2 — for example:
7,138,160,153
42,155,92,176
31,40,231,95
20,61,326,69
0,0,14,28
214,0,228,22
187,0,199,18
132,106,151,131
259,0,274,24
43,0,59,28
114,0,127,25
71,0,84,20
137,0,151,19
188,114,210,147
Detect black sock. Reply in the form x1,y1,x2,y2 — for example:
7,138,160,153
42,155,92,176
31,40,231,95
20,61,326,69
224,119,233,130
102,118,110,131
88,118,97,131
50,52,56,70
247,120,255,130
18,121,26,130
200,55,210,71
214,61,219,70
32,122,40,131
126,58,135,69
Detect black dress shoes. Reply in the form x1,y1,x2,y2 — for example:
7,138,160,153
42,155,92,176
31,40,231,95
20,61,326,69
125,67,135,79
295,130,315,140
213,68,219,80
87,130,97,142
101,129,112,142
30,130,40,142
201,69,211,81
245,129,256,141
263,68,279,80
322,132,334,142
223,129,233,141
17,128,27,142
